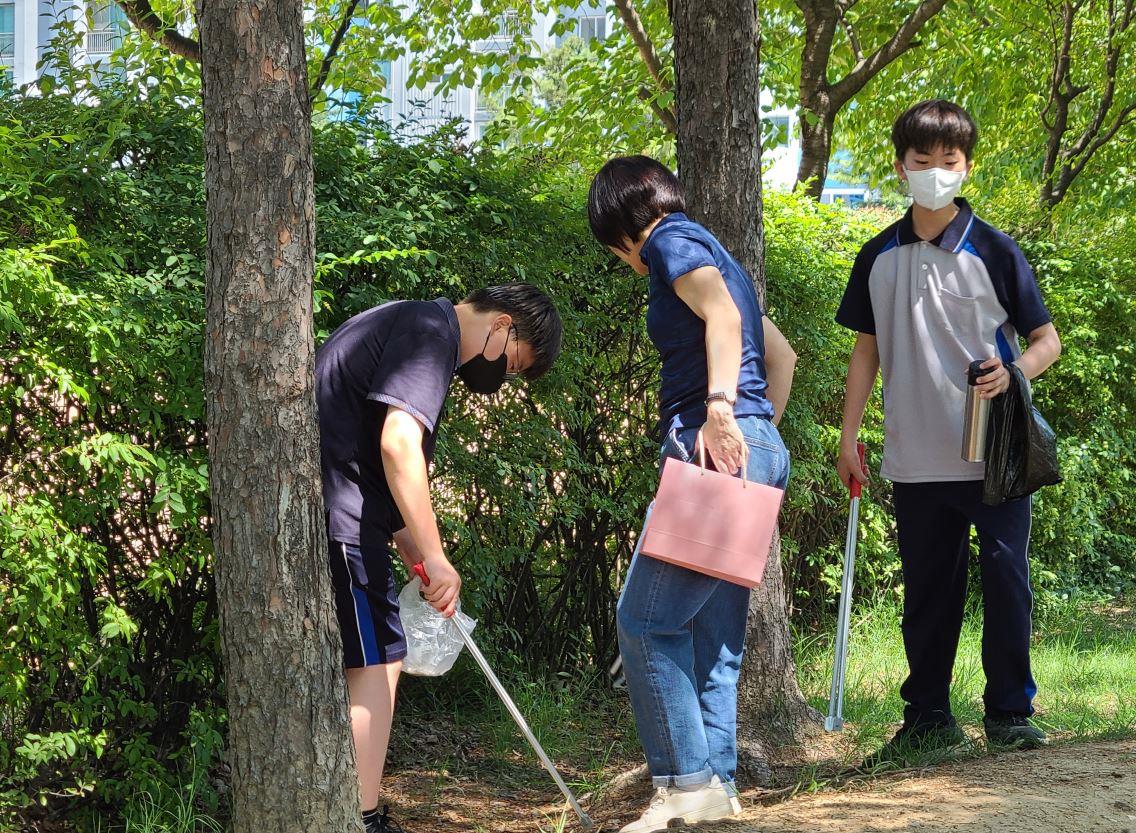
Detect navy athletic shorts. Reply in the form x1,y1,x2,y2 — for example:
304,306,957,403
328,539,407,668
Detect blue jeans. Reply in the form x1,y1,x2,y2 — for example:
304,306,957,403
617,416,790,788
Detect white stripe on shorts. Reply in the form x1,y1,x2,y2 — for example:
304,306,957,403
342,542,366,661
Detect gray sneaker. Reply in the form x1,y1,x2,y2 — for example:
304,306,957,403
984,714,1048,749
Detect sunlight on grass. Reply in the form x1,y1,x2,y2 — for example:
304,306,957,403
796,595,1136,764
86,597,1136,832
462,663,638,780
443,594,1136,790
535,808,571,833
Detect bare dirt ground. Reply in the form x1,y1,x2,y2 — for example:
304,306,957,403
385,739,1136,833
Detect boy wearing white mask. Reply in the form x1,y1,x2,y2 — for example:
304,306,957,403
834,100,1062,766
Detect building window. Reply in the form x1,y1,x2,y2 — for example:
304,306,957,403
0,3,14,84
764,115,790,148
87,1,127,56
476,63,506,118
495,10,526,39
578,14,606,42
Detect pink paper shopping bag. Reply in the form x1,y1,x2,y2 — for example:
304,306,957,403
640,434,785,588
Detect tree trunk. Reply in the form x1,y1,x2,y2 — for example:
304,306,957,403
669,0,821,786
791,0,949,198
794,0,838,201
797,110,836,201
1038,175,1064,210
198,1,360,831
670,0,763,282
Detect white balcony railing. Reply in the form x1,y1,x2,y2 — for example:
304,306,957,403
480,11,530,41
405,90,461,123
86,29,119,56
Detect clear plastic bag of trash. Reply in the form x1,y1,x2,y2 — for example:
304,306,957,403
398,577,477,677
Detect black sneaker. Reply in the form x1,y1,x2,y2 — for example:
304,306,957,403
984,714,1048,749
859,719,969,772
363,806,406,833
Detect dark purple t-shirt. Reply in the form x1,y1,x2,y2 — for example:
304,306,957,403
316,298,460,546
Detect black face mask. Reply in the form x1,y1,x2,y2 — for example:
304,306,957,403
458,326,511,395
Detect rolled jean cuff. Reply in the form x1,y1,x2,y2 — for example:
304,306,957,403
652,765,714,790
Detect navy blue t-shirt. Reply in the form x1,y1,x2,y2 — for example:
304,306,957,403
639,212,774,432
316,298,460,546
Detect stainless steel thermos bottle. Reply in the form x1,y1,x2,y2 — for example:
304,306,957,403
962,359,994,462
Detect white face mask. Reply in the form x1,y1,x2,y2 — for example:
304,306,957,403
903,166,966,210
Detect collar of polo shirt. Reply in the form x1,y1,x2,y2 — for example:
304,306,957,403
895,198,976,253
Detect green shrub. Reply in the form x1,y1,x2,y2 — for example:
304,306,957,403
3,54,1135,826
762,191,900,613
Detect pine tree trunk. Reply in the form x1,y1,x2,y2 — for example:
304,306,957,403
670,0,822,785
198,1,360,830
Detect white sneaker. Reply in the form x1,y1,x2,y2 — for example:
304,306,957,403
618,775,742,833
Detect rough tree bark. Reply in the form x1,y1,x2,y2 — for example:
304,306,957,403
794,0,949,198
669,0,822,785
615,0,949,201
198,0,360,830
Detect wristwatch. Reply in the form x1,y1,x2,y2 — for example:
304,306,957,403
705,391,736,407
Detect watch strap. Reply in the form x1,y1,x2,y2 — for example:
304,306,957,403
705,391,736,407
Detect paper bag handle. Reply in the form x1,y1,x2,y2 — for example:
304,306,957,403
695,429,750,487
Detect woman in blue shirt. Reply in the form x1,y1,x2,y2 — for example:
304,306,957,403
588,156,797,833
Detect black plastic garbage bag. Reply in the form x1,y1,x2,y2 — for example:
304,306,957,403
982,362,1061,506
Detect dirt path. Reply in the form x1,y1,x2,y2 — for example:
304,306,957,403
659,740,1136,833
388,739,1136,832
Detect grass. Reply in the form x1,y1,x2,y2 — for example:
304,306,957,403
451,594,1136,786
86,768,223,833
76,594,1136,832
793,593,1136,768
394,594,1136,803
395,657,639,788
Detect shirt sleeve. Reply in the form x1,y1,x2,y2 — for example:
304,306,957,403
835,242,878,335
366,332,456,434
994,239,1052,336
644,228,718,285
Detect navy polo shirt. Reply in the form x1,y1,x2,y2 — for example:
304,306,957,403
316,298,460,545
836,199,1051,482
639,212,775,433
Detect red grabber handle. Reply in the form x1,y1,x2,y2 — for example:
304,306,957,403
849,442,866,499
413,563,431,586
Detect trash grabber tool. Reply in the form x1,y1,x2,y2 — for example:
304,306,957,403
413,564,594,829
825,441,865,732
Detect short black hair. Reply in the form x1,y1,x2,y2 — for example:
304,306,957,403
587,155,686,252
462,282,563,381
892,100,979,160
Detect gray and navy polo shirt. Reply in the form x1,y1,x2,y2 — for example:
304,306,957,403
836,199,1051,483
